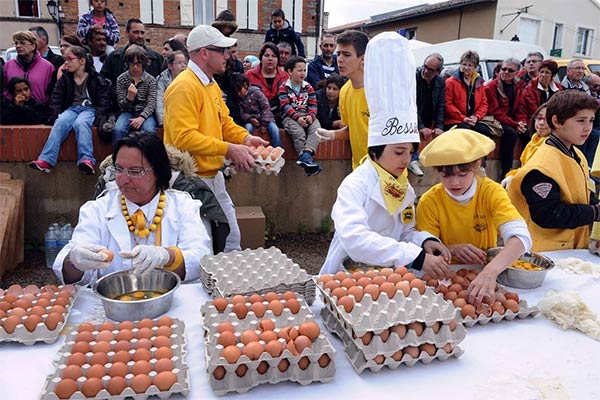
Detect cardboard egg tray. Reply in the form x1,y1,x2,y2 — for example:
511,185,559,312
224,147,286,176
202,298,336,395
200,247,316,304
320,307,464,374
40,318,190,400
0,286,78,345
315,280,456,337
458,300,540,327
320,305,465,355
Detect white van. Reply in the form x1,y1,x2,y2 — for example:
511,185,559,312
411,38,548,81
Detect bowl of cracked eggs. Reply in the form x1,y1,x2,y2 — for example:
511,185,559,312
487,247,555,289
93,269,181,321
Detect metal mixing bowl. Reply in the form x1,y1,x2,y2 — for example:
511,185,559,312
92,269,181,321
487,247,555,289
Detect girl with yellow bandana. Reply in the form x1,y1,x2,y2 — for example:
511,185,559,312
320,32,452,277
417,129,532,304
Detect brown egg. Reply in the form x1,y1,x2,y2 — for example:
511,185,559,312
453,298,467,308
154,346,173,360
23,284,40,295
457,290,467,299
235,364,248,377
153,336,172,349
131,374,152,394
154,371,178,391
431,322,441,334
461,304,477,319
216,322,235,334
0,301,11,312
86,364,106,379
7,284,23,296
331,287,348,299
391,324,407,339
503,299,520,313
259,319,275,332
442,343,453,353
402,272,416,282
213,366,226,380
137,327,154,340
387,273,403,285
337,296,354,313
298,322,320,341
294,335,312,353
71,341,91,354
379,328,390,343
360,331,373,345
106,376,127,396
286,340,299,356
356,277,371,288
2,315,21,334
61,284,76,295
218,331,237,347
340,278,356,289
257,360,269,374
448,319,457,331
54,378,78,399
154,358,174,373
476,303,493,317
495,293,507,303
89,352,109,366
136,319,154,330
247,294,263,303
108,362,128,378
38,292,53,301
61,364,83,381
445,291,458,301
404,346,420,358
231,294,247,305
345,286,363,303
99,321,116,331
118,321,134,330
93,341,112,354
222,345,242,363
36,298,51,308
115,329,133,342
448,283,463,293
155,316,173,328
323,280,340,291
249,302,266,318
379,282,396,299
132,360,152,375
427,279,439,288
53,297,70,307
113,340,131,353
410,279,426,294
363,284,380,301
0,309,5,319
260,330,278,343
407,322,424,336
95,329,114,342
264,292,279,302
13,298,32,309
112,350,132,364
56,290,72,300
156,326,172,338
45,312,65,330
67,352,87,366
395,281,411,297
351,271,364,280
240,330,260,345
264,340,284,357
289,327,299,340
285,298,301,314
232,303,248,319
99,249,115,262
491,301,505,315
505,292,520,302
373,355,385,364
420,343,437,356
298,356,310,370
278,359,290,372
317,274,334,285
81,377,103,397
365,270,380,278
133,348,152,362
391,350,404,361
371,276,387,286
135,338,152,350
24,314,42,332
277,326,292,341
334,271,349,281
318,354,331,368
8,307,27,317
267,300,284,316
242,342,264,360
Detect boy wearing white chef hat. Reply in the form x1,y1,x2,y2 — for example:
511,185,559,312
320,31,452,278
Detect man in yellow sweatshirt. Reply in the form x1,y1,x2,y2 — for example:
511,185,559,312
164,25,268,251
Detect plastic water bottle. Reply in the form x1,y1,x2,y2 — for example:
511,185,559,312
58,223,73,250
45,225,59,268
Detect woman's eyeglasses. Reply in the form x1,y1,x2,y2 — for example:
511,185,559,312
110,165,153,178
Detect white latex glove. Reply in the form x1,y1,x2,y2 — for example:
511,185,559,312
316,128,336,142
70,243,111,272
501,175,513,190
119,245,170,274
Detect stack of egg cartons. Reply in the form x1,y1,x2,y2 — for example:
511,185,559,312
201,292,336,395
200,247,316,305
316,268,466,373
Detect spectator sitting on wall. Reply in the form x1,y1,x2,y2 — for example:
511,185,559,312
101,19,163,86
521,60,562,123
156,50,188,127
277,42,292,68
77,0,120,47
29,46,111,175
264,8,305,57
316,73,344,130
243,55,259,72
517,52,543,86
2,77,48,125
55,35,83,81
161,38,188,70
562,59,591,95
2,31,54,105
279,56,322,176
113,45,158,143
307,32,339,90
85,28,110,73
29,26,63,69
232,72,282,147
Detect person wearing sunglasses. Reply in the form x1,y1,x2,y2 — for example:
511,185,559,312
485,57,528,177
52,132,211,285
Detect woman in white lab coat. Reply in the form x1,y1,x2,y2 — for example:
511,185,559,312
320,31,451,277
53,132,211,285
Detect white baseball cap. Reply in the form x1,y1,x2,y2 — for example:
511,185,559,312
186,25,237,52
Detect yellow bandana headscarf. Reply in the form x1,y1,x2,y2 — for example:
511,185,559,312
364,155,409,215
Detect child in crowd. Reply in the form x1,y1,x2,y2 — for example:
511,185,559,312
232,73,282,148
2,77,48,124
264,9,305,57
508,90,600,252
278,56,322,176
417,129,532,304
76,0,120,47
113,45,157,143
29,46,111,175
316,73,344,130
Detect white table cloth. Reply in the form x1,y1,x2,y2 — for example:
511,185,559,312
1,250,599,400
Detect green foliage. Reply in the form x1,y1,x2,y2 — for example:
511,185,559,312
319,215,333,234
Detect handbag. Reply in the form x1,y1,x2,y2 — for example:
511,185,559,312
479,115,504,137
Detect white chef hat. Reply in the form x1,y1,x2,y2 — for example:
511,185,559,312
365,32,419,147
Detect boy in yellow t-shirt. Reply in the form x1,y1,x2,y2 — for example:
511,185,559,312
417,129,532,304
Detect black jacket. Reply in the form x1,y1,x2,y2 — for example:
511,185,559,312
100,44,164,85
49,69,112,123
415,69,446,130
315,88,340,130
2,97,48,125
264,19,305,57
44,47,64,70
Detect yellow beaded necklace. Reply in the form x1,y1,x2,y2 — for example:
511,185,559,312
121,191,166,239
